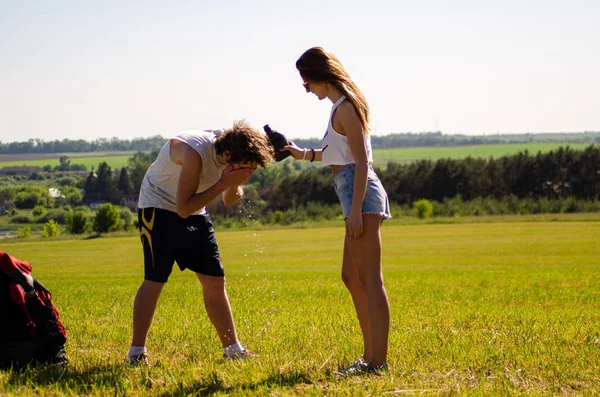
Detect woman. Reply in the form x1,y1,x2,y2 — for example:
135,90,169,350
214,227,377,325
283,47,391,374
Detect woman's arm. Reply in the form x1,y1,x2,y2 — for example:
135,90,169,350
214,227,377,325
281,142,322,162
337,102,369,238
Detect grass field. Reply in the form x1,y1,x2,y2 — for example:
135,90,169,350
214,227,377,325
372,143,594,164
0,218,599,395
0,153,133,170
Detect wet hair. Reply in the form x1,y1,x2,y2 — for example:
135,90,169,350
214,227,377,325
296,46,370,131
214,120,274,167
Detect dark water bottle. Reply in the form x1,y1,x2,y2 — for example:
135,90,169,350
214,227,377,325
264,124,291,162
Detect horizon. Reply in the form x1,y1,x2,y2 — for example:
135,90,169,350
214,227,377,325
1,129,600,145
1,1,599,143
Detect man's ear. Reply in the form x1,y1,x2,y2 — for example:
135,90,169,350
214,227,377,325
223,150,231,161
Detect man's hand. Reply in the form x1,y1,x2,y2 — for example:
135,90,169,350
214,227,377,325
220,165,255,187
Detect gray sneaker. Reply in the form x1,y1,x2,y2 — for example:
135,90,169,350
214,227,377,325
337,361,388,376
223,349,254,360
126,353,149,367
347,357,365,370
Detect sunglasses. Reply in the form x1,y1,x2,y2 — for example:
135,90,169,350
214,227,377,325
302,81,310,92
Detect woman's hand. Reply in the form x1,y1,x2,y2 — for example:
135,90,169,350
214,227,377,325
346,211,363,239
281,140,306,160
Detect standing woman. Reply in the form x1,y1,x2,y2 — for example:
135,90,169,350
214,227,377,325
284,47,391,374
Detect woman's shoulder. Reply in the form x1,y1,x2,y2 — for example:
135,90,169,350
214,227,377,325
335,100,361,123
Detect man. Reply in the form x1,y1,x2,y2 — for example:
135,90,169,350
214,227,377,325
127,120,274,366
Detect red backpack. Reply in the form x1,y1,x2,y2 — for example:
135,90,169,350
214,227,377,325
0,251,68,368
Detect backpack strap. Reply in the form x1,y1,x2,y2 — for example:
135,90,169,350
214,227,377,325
4,270,35,293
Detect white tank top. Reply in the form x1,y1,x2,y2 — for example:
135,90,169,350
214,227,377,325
137,130,226,215
321,96,373,166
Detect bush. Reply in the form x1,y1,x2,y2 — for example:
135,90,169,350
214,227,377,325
41,219,61,238
32,205,47,217
119,209,134,231
29,172,44,180
93,203,121,234
17,225,33,239
64,188,83,206
270,210,283,224
10,215,33,224
67,211,90,234
73,205,91,213
58,177,76,187
36,209,70,225
14,191,44,209
413,199,433,219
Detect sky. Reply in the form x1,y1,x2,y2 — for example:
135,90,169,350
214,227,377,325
0,0,599,143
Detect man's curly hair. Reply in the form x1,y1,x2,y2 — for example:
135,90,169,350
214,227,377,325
214,120,275,167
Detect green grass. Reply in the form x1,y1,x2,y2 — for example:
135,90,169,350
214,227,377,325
1,218,599,395
0,155,132,170
373,143,594,165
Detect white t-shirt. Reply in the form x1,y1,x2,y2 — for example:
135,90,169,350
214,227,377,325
137,130,226,215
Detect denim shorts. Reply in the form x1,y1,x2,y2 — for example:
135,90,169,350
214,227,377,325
333,164,392,220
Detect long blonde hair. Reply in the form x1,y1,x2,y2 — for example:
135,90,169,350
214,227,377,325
296,47,370,132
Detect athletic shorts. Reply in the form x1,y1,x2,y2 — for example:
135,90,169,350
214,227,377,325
138,207,224,282
333,164,392,220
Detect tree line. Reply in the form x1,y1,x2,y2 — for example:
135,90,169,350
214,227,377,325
1,144,599,229
1,131,599,155
0,136,166,154
240,145,600,208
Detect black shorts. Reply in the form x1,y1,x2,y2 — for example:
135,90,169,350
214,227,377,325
138,208,224,282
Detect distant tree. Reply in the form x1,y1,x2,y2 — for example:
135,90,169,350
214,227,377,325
84,171,97,202
117,167,131,194
93,203,120,234
62,187,83,206
70,164,87,171
17,225,33,239
55,155,71,171
41,219,61,238
14,186,52,209
67,211,90,234
95,162,112,200
119,208,134,231
32,205,47,217
128,150,159,194
413,199,433,219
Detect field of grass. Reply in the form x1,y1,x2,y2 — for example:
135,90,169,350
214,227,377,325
373,143,594,165
0,153,133,170
0,218,599,395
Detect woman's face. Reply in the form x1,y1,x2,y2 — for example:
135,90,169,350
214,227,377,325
302,79,327,100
